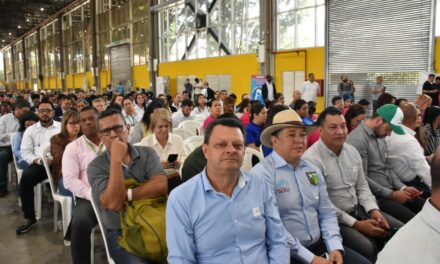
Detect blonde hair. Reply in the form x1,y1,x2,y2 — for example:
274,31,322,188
150,108,173,132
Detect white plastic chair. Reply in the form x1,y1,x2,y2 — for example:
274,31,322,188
90,194,115,264
172,127,195,140
183,135,204,156
242,147,264,172
178,120,202,136
41,147,72,244
10,132,24,206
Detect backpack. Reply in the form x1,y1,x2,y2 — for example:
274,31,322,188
118,178,168,262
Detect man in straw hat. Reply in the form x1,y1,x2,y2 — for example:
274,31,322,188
251,109,370,264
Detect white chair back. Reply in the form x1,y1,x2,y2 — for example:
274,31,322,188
90,193,116,264
178,120,202,135
42,147,57,197
183,135,204,156
172,128,195,140
242,147,264,172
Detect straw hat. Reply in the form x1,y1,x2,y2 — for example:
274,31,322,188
260,109,317,147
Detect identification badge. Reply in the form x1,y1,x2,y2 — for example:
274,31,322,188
306,171,319,185
275,179,290,193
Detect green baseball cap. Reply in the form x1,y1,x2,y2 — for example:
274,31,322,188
376,104,405,135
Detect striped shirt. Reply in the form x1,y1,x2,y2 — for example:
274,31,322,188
423,123,440,156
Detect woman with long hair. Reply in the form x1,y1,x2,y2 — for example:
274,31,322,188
192,94,210,118
50,110,81,195
130,99,165,144
345,104,366,133
423,106,440,156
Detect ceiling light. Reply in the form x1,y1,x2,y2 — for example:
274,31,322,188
26,19,30,22
40,7,44,11
8,33,11,36
17,25,21,29
2,40,4,43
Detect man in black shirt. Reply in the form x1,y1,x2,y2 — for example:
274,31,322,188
422,74,438,106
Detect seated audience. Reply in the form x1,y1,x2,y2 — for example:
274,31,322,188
263,105,289,156
63,106,104,264
191,94,209,118
293,99,314,125
342,95,354,115
130,99,164,144
16,99,61,234
75,99,89,112
376,146,440,264
376,93,396,109
395,98,408,107
245,101,267,150
345,104,366,133
222,96,236,114
88,108,167,263
171,99,194,127
386,103,431,195
252,109,370,264
133,93,146,122
50,110,81,197
423,106,440,156
140,109,185,179
332,95,344,111
415,94,432,120
167,118,290,263
121,97,137,127
273,93,285,106
11,111,39,171
289,90,302,109
202,98,222,130
347,104,425,223
236,98,251,119
304,107,403,262
171,93,182,113
92,98,106,113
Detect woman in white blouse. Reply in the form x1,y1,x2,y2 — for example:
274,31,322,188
139,108,185,178
191,94,210,118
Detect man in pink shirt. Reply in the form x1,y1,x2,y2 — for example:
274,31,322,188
62,106,105,264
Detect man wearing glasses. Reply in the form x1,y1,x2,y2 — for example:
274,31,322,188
16,99,60,235
88,108,167,263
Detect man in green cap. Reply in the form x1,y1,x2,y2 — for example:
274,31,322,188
347,104,425,224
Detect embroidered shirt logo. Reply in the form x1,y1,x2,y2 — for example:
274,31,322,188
275,179,290,193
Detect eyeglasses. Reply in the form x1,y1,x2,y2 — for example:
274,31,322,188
99,124,124,136
38,109,53,114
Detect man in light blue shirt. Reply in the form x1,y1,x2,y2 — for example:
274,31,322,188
252,109,370,264
166,118,290,264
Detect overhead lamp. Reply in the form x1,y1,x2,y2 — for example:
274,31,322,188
40,7,44,11
26,19,30,22
2,40,4,43
8,32,11,36
17,25,21,29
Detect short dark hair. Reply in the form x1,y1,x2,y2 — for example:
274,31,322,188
182,90,189,95
80,105,99,115
293,99,307,110
14,99,31,110
429,74,436,78
358,99,370,106
204,118,245,144
435,76,440,81
39,98,54,110
97,108,126,128
332,96,342,105
250,101,265,121
181,99,194,107
345,104,366,131
18,111,39,133
316,106,343,126
395,98,408,107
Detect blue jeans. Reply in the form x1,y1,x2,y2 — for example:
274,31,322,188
107,229,154,264
57,177,73,198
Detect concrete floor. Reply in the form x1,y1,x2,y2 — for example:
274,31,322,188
0,179,108,264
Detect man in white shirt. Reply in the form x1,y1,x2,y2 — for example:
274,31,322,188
0,99,30,197
171,93,182,113
386,103,431,195
301,73,320,103
172,99,194,127
16,99,61,235
376,147,440,264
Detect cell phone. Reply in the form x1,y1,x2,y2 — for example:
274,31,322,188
167,154,178,163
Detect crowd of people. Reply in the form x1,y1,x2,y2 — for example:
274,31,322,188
0,73,439,264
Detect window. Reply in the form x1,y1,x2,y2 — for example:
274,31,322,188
159,0,260,62
276,0,325,50
132,0,150,66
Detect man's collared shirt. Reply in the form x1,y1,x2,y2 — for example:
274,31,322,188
251,151,343,263
0,112,19,145
62,135,105,201
172,110,194,127
87,144,166,231
376,200,440,264
303,139,379,226
386,125,431,188
139,133,186,163
301,81,320,102
166,169,290,264
20,121,61,164
346,122,406,198
133,104,144,122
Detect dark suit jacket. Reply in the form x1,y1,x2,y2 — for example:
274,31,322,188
262,82,276,101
